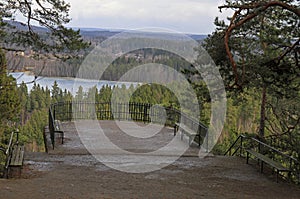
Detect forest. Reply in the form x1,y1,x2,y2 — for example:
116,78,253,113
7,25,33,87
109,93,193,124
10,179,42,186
0,69,284,155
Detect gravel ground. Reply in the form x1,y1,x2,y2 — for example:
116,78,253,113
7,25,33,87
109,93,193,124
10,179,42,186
0,121,299,199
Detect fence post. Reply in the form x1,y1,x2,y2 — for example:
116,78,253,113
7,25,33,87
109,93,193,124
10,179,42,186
43,127,48,153
240,136,243,156
53,106,56,121
69,101,72,121
206,129,209,153
143,104,147,123
16,129,19,144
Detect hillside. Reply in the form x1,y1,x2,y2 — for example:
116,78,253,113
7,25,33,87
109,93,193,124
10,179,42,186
5,20,207,79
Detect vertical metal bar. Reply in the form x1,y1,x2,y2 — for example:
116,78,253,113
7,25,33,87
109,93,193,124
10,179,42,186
206,129,209,153
16,130,19,144
43,126,48,153
240,136,243,157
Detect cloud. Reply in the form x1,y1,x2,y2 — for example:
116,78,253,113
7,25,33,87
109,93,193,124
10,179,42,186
67,0,231,33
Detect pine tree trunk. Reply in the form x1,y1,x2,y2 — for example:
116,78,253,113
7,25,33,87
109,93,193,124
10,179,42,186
259,85,267,138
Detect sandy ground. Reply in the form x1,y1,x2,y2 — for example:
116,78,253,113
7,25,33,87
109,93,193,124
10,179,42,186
0,121,299,199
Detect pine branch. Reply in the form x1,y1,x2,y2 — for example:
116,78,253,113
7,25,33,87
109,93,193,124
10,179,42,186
219,1,300,16
220,1,300,87
277,39,300,64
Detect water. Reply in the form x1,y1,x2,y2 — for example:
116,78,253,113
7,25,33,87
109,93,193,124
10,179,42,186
10,72,139,95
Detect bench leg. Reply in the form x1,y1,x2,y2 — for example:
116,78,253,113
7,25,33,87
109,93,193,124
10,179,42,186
61,132,64,144
7,166,22,178
174,125,178,136
181,131,183,140
4,168,9,179
288,171,291,182
260,161,264,173
246,152,249,164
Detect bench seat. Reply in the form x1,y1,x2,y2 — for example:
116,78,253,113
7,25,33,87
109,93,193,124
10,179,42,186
246,149,290,182
174,122,200,147
5,144,25,178
54,120,64,144
10,145,25,167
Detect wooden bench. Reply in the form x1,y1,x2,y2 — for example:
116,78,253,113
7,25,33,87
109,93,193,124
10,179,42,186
10,145,25,167
8,145,25,177
0,131,25,178
246,149,290,182
54,120,64,144
174,123,200,147
0,147,6,177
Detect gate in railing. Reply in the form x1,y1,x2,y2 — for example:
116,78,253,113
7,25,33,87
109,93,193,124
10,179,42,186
48,101,208,150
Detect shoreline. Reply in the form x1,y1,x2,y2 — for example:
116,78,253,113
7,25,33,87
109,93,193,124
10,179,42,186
10,71,141,86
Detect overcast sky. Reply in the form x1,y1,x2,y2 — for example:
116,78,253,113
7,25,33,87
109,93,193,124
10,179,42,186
65,0,232,34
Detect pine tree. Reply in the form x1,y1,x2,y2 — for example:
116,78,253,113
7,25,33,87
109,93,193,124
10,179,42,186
51,81,60,103
0,0,89,58
209,0,299,137
0,49,20,137
75,86,84,101
0,0,88,146
18,82,29,125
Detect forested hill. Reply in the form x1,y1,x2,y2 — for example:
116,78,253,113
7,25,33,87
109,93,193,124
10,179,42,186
5,20,207,79
6,20,207,41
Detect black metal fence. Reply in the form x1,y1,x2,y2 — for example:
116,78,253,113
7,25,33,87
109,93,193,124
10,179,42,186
48,101,208,149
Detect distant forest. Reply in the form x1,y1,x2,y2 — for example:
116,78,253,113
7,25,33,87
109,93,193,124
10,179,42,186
8,49,203,82
5,21,206,80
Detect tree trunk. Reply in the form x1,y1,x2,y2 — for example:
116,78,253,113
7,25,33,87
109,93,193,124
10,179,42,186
259,85,267,138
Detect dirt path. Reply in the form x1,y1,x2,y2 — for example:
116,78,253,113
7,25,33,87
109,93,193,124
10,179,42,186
0,121,299,199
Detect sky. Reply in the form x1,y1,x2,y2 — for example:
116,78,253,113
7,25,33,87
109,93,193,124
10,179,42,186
65,0,232,34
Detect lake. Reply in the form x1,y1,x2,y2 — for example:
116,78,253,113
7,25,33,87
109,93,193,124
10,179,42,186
10,72,138,95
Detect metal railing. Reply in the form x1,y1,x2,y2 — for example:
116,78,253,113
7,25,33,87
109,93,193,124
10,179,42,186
225,134,300,183
48,106,56,149
251,137,300,183
48,101,208,150
224,134,246,156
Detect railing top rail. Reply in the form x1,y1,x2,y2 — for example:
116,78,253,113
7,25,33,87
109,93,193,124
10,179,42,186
224,134,245,156
6,132,15,155
224,134,298,164
174,109,208,129
49,105,55,123
250,137,299,163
